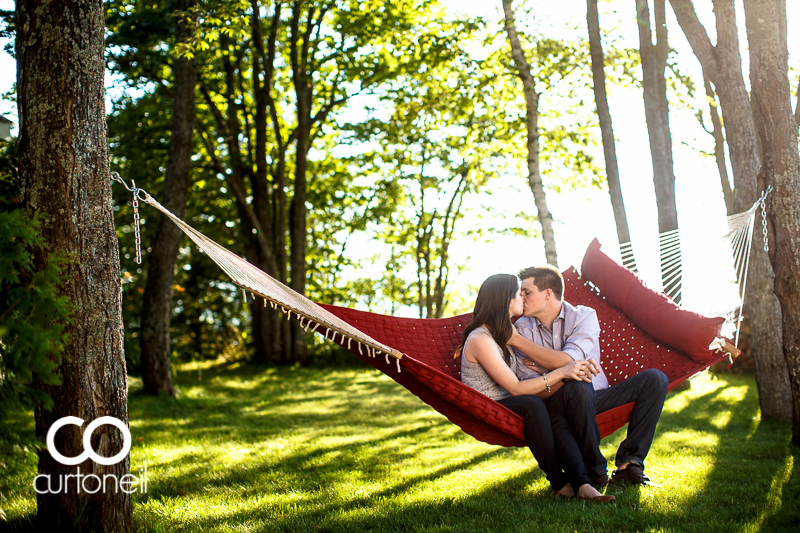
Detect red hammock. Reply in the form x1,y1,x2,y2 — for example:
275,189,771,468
320,267,730,447
136,193,731,448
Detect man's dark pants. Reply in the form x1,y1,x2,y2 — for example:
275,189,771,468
544,368,669,478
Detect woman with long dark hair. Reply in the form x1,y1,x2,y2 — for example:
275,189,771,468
458,274,614,503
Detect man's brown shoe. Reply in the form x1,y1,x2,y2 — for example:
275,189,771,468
611,465,661,487
590,474,620,492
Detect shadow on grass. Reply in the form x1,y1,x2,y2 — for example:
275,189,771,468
4,370,798,533
756,438,799,531
130,366,419,439
612,375,795,531
157,447,519,533
139,420,455,500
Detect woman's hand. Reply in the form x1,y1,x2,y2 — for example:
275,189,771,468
522,357,550,374
507,328,525,348
558,359,597,383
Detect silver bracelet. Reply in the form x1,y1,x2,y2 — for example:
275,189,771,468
542,372,551,393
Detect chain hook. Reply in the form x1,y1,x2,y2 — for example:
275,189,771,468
759,185,773,253
110,172,143,264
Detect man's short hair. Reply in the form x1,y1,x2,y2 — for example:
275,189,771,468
518,265,564,301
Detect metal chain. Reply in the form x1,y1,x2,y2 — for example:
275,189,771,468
761,197,769,252
110,172,143,265
759,185,774,253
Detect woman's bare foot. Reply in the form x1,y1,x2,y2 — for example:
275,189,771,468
577,484,602,499
576,483,616,503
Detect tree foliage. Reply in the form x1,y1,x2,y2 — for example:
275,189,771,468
0,140,71,450
102,0,659,366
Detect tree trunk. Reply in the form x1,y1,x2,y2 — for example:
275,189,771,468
702,73,734,216
287,0,316,364
17,0,133,530
216,35,282,364
249,3,284,363
794,74,799,134
502,0,558,267
636,0,681,303
140,0,198,397
433,170,469,318
587,0,636,271
289,115,309,363
670,0,790,423
744,0,800,443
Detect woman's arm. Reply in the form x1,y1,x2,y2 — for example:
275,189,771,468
509,329,601,378
467,333,593,396
507,329,574,370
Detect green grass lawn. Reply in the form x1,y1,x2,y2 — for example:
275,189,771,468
2,362,798,532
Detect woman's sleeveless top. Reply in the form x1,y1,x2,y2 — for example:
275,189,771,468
460,327,516,401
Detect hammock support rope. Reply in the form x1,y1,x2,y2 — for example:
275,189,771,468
126,185,738,448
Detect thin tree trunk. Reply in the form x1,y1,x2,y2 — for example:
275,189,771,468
794,74,799,134
637,0,681,302
290,112,310,364
424,221,433,318
249,2,284,363
670,0,790,423
287,0,318,363
502,0,558,267
587,0,636,270
263,3,292,364
17,0,132,530
433,170,469,318
702,73,734,216
744,0,800,443
416,211,427,318
216,35,279,364
140,0,198,397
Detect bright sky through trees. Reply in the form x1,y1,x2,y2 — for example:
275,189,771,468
0,0,797,318
431,0,800,319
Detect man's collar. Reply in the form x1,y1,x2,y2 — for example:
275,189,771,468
532,302,567,331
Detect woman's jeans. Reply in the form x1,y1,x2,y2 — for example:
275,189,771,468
498,387,592,491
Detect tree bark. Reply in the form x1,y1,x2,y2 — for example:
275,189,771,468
794,74,799,134
670,0,790,423
212,34,283,364
587,0,636,270
139,0,198,397
503,0,558,267
249,2,285,363
289,113,310,364
288,0,313,364
744,0,800,443
17,0,133,530
702,73,734,216
636,0,681,303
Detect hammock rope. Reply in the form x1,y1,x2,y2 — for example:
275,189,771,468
128,183,405,373
618,240,637,271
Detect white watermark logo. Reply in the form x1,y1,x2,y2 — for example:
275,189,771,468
33,416,148,495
